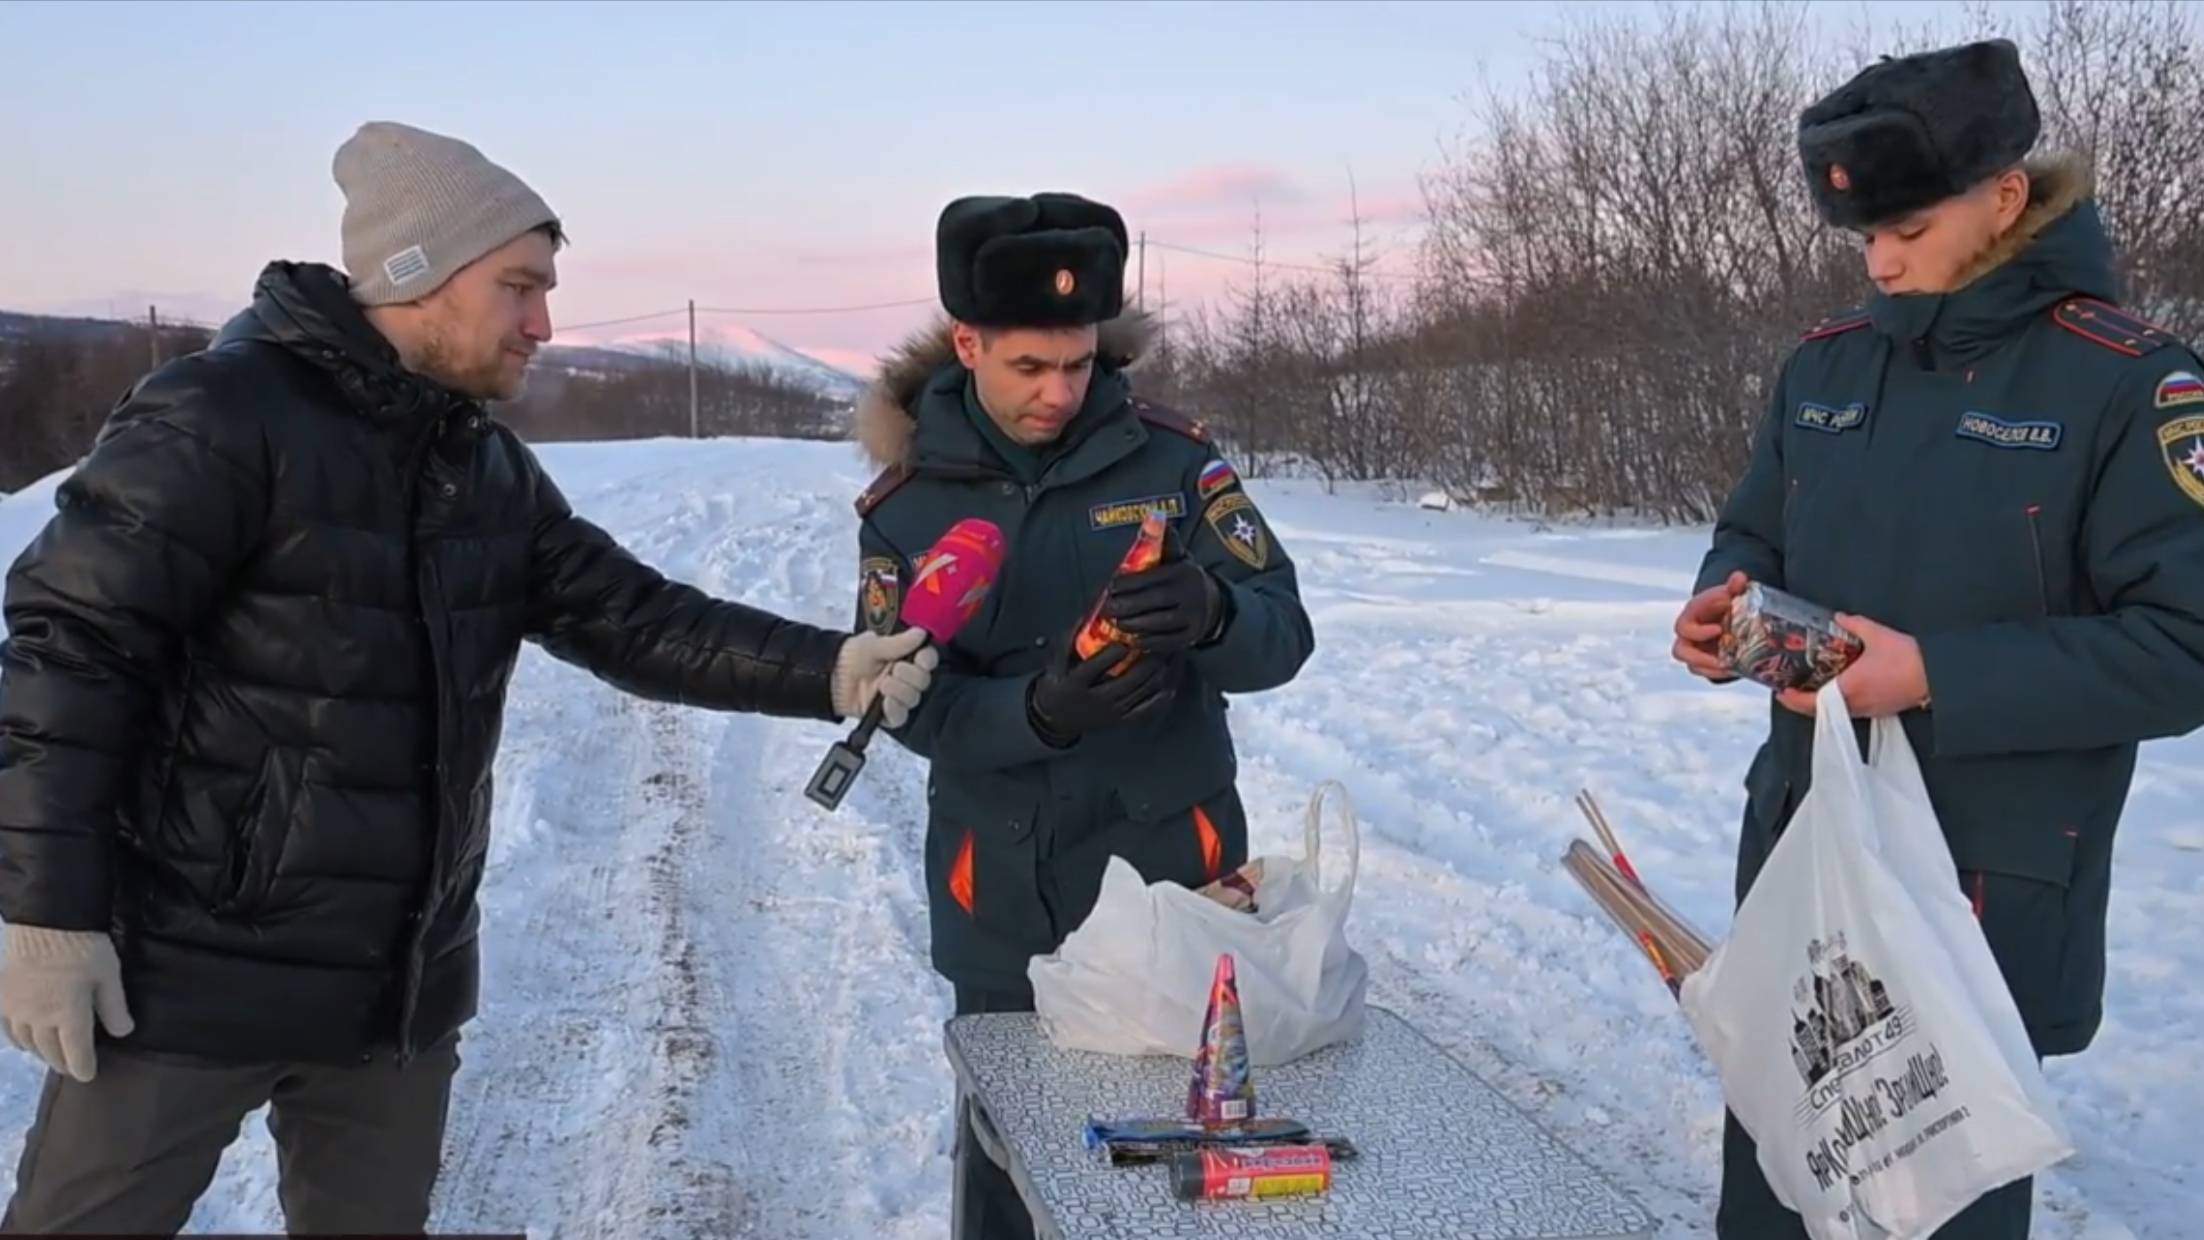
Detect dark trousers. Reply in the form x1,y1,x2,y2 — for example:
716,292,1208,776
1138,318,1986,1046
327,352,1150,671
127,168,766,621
2,1035,459,1236
1718,1109,2034,1238
953,986,1036,1240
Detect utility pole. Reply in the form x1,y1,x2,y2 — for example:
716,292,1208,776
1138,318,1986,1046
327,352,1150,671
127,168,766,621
687,299,700,439
1157,255,1169,374
148,305,161,370
1137,232,1147,311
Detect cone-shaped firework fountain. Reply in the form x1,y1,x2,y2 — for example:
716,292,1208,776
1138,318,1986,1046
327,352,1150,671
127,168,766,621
1185,952,1256,1126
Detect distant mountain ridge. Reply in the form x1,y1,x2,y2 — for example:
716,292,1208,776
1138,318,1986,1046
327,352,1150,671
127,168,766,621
0,308,867,404
564,323,866,401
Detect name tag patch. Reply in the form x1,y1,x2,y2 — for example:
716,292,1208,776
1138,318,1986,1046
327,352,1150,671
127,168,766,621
1796,402,1867,434
1955,412,2062,451
1089,493,1186,530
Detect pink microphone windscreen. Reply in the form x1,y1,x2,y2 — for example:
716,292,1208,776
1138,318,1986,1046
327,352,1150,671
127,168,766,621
902,518,1007,643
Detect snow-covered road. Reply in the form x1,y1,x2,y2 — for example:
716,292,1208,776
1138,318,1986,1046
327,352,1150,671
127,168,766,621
2,436,2197,1237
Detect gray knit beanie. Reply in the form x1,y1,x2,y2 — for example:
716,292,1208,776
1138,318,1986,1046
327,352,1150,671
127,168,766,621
334,121,560,306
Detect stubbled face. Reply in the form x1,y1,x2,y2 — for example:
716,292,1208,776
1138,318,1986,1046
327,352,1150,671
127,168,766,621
372,229,557,401
952,322,1100,446
1855,169,2030,296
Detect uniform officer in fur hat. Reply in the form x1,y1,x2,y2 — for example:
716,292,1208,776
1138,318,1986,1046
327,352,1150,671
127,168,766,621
850,193,1314,1237
1673,38,2204,1237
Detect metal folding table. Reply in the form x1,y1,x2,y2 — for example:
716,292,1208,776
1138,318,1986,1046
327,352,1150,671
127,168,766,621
945,1004,1658,1239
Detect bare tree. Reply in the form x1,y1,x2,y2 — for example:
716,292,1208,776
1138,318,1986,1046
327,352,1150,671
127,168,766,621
0,320,214,492
1155,0,2202,522
15,3,2202,521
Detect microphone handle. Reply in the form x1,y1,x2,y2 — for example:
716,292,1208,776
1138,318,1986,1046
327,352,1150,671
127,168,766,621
844,631,933,754
848,694,888,753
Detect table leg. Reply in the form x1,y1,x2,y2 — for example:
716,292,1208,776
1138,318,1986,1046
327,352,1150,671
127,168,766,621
953,1086,1039,1240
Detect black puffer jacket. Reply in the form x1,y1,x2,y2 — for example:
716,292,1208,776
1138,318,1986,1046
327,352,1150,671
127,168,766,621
0,261,848,1064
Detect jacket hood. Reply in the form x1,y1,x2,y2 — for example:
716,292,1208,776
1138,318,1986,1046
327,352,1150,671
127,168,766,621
1946,153,2103,294
1870,155,2114,360
214,261,474,424
852,311,1156,468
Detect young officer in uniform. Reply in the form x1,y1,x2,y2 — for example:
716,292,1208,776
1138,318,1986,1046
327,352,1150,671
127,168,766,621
849,192,1315,1238
1672,39,2204,1237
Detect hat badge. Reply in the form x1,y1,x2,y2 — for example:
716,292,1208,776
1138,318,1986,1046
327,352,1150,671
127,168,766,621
1829,164,1851,192
1054,268,1076,296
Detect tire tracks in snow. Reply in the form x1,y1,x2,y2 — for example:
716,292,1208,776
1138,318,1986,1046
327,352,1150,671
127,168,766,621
673,710,951,1239
447,473,953,1239
433,684,742,1238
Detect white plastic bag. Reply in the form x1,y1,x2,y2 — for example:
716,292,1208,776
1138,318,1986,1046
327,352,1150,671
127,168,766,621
1857,714,2073,1151
1679,681,2073,1239
1029,781,1367,1066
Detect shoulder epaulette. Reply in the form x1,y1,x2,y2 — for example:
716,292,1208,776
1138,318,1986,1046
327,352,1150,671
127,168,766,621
1800,309,1871,342
854,462,913,517
2053,297,2178,358
1131,398,1213,444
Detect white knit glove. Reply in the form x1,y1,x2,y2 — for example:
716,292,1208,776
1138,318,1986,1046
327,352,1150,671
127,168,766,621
0,925,133,1083
830,629,938,728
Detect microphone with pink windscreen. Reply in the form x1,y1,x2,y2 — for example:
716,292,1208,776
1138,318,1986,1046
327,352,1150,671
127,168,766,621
806,518,1007,810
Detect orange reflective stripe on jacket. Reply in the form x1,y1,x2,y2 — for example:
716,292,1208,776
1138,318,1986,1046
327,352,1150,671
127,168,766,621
949,829,977,916
1194,805,1223,882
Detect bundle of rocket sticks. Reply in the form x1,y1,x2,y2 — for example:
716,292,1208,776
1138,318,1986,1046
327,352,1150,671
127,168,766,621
1560,789,1713,999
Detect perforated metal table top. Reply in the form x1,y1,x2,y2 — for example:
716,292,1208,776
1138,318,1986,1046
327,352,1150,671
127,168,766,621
945,1005,1656,1239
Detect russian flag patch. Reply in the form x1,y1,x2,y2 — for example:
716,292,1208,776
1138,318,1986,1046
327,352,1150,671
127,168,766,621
1198,458,1238,500
2156,370,2204,409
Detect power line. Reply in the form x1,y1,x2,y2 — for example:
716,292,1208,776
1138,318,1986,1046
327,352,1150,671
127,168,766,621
1147,239,1421,282
513,234,1417,336
558,307,690,332
559,297,935,334
696,296,936,316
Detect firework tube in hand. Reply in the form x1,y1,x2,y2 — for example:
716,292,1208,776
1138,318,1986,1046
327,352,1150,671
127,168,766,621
1074,508,1171,676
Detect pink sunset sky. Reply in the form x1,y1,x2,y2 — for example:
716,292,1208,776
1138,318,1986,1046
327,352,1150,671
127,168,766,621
2,0,1999,378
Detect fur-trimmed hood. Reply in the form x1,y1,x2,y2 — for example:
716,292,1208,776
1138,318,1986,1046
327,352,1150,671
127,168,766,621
1951,152,2095,291
1868,151,2113,361
851,312,1156,468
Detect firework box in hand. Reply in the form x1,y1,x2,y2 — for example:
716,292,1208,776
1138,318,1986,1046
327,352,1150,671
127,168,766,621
1074,508,1170,676
1719,581,1863,692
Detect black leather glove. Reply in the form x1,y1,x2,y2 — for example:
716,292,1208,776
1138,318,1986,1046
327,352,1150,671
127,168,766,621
1098,525,1223,655
1028,637,1179,744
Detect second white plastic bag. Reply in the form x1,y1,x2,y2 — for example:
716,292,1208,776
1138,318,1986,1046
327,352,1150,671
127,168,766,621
1679,681,2073,1238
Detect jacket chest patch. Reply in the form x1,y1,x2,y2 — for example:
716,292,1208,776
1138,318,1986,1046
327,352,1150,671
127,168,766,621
1955,412,2063,451
1089,493,1186,530
1796,402,1868,434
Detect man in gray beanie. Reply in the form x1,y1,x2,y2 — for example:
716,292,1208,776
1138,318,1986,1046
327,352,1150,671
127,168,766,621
0,120,936,1233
